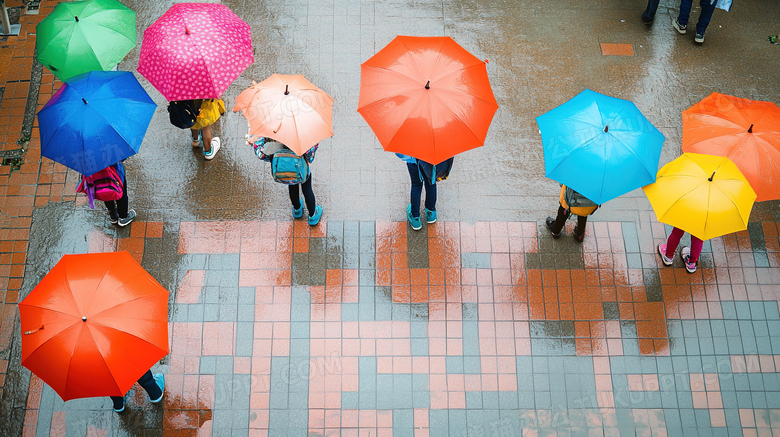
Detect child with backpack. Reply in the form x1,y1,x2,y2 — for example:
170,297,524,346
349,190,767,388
398,154,454,231
76,161,136,227
250,137,323,225
168,99,225,160
545,185,598,242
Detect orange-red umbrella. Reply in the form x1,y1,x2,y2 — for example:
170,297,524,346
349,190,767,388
233,74,334,156
681,92,780,202
357,36,499,165
19,252,169,401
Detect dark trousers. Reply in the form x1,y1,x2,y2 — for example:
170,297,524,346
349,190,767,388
678,0,718,34
643,0,661,21
110,370,161,410
289,175,317,217
104,176,128,219
406,163,437,218
552,205,587,236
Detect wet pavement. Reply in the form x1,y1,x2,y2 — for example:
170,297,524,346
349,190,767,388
1,0,780,436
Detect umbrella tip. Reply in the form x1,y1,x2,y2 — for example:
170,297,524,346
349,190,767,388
604,125,609,133
82,316,87,322
82,98,87,105
284,85,289,95
75,16,79,22
748,124,754,133
425,80,430,90
708,171,715,182
185,26,190,35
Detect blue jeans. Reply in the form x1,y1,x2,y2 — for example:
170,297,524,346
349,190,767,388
678,0,718,34
642,0,660,21
406,162,436,218
110,370,161,410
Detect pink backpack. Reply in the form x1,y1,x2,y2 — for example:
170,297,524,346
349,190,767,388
76,166,123,209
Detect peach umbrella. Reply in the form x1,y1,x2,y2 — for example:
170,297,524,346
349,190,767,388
358,36,499,165
19,252,169,401
681,93,780,202
233,74,334,156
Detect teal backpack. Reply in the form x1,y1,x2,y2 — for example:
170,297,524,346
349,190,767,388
271,145,310,185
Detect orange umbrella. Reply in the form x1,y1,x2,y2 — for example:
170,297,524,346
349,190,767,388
358,36,499,165
19,252,169,401
681,92,780,202
233,74,334,156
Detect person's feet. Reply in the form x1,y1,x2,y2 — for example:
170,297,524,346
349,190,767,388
113,398,125,413
682,246,697,273
672,17,687,34
407,204,421,231
292,199,304,219
425,208,437,224
658,242,674,266
545,217,560,238
150,373,165,403
191,131,201,148
204,137,220,160
572,226,584,243
107,208,119,225
695,32,705,43
118,210,136,227
641,13,654,24
308,206,323,226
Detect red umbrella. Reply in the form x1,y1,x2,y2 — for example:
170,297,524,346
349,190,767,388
137,3,253,101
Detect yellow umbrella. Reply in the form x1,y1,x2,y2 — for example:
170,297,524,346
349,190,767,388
642,153,756,240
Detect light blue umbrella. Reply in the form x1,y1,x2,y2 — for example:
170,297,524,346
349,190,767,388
536,89,665,204
37,71,156,176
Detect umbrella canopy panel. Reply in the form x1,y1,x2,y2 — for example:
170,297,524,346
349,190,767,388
137,3,254,101
537,89,666,205
19,252,169,401
682,93,780,202
36,0,136,81
37,71,156,177
358,36,499,165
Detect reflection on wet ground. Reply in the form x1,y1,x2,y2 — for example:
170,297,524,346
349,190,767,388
0,0,779,435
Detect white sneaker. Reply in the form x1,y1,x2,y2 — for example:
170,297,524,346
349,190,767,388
205,137,221,160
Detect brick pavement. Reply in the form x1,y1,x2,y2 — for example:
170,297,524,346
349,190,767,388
0,0,779,436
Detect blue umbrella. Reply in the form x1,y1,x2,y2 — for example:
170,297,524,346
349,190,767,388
536,89,665,205
38,71,156,176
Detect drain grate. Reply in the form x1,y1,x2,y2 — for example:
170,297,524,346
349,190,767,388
0,149,24,171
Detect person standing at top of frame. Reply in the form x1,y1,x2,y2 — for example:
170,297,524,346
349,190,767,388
642,0,719,44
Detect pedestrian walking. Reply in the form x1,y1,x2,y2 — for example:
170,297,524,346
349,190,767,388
545,185,599,242
76,161,136,227
250,136,323,225
672,0,719,43
642,0,660,23
399,154,455,231
103,161,136,227
111,370,165,412
658,228,703,273
190,98,225,160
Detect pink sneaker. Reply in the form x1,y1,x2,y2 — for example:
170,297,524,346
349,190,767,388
682,247,697,273
658,242,674,266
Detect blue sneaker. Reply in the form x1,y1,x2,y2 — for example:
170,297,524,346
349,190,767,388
308,206,323,226
150,374,165,403
407,204,422,231
292,199,304,219
113,397,125,413
425,208,437,224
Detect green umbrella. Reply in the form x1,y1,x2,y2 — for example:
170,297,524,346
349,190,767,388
36,0,136,81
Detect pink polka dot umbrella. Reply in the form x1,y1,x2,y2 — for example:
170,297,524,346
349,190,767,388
137,3,254,101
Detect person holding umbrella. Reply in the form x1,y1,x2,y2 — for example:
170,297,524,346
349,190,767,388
546,185,598,242
111,370,165,412
189,99,225,160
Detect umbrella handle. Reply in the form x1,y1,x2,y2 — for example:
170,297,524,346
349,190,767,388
708,171,716,182
24,325,44,335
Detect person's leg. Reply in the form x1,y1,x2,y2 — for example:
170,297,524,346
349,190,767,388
116,177,129,219
678,0,694,26
552,205,569,234
695,0,717,34
574,215,588,240
665,227,685,257
642,0,661,22
422,177,437,212
202,125,213,153
407,163,423,218
190,128,200,147
137,370,163,401
105,200,118,221
301,176,317,216
688,235,704,263
288,184,302,210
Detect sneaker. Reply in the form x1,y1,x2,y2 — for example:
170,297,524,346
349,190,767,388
113,398,125,413
191,131,202,148
150,373,165,403
425,208,437,224
545,217,560,239
672,17,687,34
682,247,697,273
308,206,323,226
204,137,221,160
695,32,705,43
292,199,304,219
407,204,421,231
572,226,584,243
641,13,654,24
658,242,674,266
117,210,136,227
107,208,119,224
